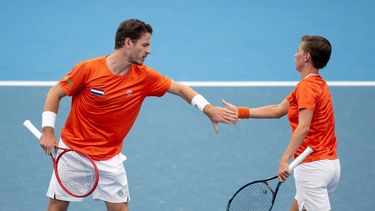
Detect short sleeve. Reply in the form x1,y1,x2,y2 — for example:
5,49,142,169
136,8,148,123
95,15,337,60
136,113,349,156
286,91,294,103
144,67,171,97
295,80,319,111
58,63,88,96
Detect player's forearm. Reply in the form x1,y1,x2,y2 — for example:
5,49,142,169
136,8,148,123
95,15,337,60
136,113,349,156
43,85,66,113
44,93,61,114
169,81,211,112
168,81,198,103
168,81,216,118
180,85,199,104
235,99,288,120
250,105,285,119
42,85,66,130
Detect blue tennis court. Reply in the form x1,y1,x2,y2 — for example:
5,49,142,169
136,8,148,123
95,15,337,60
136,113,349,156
1,0,374,210
1,86,375,210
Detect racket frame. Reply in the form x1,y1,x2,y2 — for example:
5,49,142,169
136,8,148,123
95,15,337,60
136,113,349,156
227,146,313,211
51,146,99,198
226,175,281,211
23,120,99,198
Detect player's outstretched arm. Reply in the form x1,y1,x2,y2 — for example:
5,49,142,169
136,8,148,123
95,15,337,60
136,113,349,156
168,80,237,133
222,99,289,119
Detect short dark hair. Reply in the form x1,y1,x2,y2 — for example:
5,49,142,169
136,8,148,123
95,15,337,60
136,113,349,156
114,19,153,49
301,35,332,69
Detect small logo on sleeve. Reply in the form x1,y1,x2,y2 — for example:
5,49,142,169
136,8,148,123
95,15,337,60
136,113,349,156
90,88,105,96
64,76,73,87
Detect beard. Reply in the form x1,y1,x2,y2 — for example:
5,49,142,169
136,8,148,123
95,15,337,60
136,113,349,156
131,60,143,65
129,55,145,65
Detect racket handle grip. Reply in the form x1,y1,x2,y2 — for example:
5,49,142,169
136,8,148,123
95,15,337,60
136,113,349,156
288,146,313,172
23,120,42,139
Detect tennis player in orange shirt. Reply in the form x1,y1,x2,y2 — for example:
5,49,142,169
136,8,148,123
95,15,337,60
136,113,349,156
39,19,238,211
223,35,340,211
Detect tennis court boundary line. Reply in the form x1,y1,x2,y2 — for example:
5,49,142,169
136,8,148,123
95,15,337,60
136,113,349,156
0,81,375,87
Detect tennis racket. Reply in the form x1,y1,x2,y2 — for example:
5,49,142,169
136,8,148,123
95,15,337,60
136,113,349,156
23,120,99,198
227,146,313,211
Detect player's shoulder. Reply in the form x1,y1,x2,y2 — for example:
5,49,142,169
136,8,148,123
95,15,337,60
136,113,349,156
299,75,325,88
78,56,106,67
71,56,107,74
296,75,327,97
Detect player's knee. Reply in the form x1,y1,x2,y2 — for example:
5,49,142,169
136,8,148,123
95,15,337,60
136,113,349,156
105,201,128,211
47,198,69,211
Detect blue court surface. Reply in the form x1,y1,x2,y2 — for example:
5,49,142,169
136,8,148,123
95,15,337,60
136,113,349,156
1,0,374,210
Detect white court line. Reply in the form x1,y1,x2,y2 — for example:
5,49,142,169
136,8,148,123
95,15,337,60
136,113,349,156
0,81,57,86
0,81,374,87
182,81,375,86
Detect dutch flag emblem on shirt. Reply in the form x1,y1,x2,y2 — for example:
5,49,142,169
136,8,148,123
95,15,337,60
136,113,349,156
90,88,105,96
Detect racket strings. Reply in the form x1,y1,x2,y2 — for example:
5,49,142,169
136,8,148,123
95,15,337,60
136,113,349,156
229,181,275,211
57,151,97,195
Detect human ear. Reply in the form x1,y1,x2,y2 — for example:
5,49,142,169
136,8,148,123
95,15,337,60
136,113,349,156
124,38,132,47
304,51,311,62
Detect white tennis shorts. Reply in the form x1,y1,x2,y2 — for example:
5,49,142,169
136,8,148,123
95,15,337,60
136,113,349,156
293,159,340,211
46,139,130,203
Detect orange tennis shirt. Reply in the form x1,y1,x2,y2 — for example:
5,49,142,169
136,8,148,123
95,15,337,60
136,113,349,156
286,74,338,163
58,56,171,160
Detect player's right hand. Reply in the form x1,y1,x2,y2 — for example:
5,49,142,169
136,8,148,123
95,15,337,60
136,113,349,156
40,127,57,155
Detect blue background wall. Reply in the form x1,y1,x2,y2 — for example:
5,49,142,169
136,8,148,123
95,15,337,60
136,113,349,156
1,0,374,81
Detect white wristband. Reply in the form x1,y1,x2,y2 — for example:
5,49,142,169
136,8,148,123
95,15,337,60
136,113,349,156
42,111,57,128
191,94,210,112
